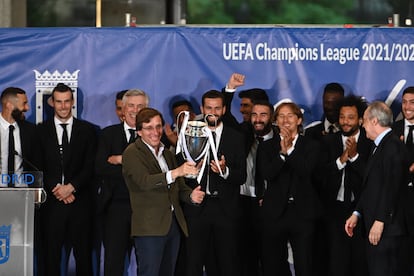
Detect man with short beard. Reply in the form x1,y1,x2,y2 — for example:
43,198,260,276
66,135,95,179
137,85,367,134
241,100,292,276
0,87,36,185
183,90,246,276
321,95,372,276
392,86,414,275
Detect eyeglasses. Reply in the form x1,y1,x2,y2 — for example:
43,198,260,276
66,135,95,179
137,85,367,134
141,125,163,132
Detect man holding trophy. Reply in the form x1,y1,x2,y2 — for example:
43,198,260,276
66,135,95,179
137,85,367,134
180,90,247,276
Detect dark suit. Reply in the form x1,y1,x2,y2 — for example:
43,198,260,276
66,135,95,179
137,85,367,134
122,138,194,276
221,87,267,276
304,118,338,276
16,120,37,171
258,134,322,276
35,117,97,276
321,129,372,276
221,88,254,155
356,130,408,276
95,123,133,275
183,124,246,276
392,120,414,276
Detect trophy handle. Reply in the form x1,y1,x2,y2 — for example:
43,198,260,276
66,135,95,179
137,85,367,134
204,113,217,129
176,110,188,130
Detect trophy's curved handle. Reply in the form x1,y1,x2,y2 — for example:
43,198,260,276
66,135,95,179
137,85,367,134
177,110,188,130
204,113,217,129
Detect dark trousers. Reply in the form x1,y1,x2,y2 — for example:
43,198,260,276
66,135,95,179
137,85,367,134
185,196,241,276
399,234,414,276
366,235,403,276
240,195,263,276
43,200,92,276
326,202,368,276
103,200,133,276
133,214,181,276
262,202,314,276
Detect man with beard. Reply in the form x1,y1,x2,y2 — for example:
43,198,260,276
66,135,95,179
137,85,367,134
183,90,246,276
304,82,345,276
221,73,269,155
392,86,414,275
35,83,97,276
0,87,36,186
240,100,292,276
321,95,372,276
305,83,345,139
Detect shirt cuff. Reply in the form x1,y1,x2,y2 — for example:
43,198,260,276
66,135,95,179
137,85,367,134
166,171,174,184
352,210,361,218
348,153,359,163
336,157,346,169
221,166,229,179
225,85,236,93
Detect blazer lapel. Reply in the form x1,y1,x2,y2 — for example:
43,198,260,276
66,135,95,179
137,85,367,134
137,139,162,172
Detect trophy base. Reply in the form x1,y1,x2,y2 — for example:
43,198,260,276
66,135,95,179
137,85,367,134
185,174,198,179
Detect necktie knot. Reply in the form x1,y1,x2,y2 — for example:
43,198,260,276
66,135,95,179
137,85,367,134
9,125,15,131
256,136,264,144
328,124,335,134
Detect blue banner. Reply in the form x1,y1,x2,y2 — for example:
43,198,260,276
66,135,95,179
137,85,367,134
0,27,413,127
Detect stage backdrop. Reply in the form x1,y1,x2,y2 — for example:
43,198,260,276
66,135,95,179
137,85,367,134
0,26,413,128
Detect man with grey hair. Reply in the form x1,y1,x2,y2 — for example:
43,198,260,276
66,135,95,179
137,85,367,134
345,101,409,276
95,88,149,275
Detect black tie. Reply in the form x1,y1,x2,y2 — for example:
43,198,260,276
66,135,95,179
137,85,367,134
255,136,264,197
60,124,69,151
406,125,414,150
8,125,15,187
128,128,136,144
208,131,218,196
328,124,335,134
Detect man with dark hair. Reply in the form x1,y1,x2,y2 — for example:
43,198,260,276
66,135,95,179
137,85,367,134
35,82,98,276
0,87,35,183
305,82,345,140
183,90,246,276
304,82,345,276
392,85,414,275
222,73,269,154
345,101,408,276
115,90,128,122
122,107,204,276
321,95,372,276
164,99,196,149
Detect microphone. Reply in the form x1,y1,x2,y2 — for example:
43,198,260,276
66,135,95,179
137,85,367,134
14,150,40,171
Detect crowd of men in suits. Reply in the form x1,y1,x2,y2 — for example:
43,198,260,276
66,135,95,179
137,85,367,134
2,76,414,276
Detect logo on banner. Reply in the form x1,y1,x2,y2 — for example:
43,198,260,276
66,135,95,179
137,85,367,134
33,69,80,124
0,225,11,264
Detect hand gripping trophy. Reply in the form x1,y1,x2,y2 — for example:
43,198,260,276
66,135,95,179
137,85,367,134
176,111,223,182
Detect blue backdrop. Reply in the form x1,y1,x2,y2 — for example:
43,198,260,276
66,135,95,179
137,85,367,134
0,26,413,127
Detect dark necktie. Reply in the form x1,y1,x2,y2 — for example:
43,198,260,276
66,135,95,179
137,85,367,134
208,131,218,196
406,125,414,150
128,128,136,144
328,124,335,134
255,136,264,197
60,123,69,151
8,125,15,187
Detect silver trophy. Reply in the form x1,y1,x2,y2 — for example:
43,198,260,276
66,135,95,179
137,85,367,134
176,111,209,178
